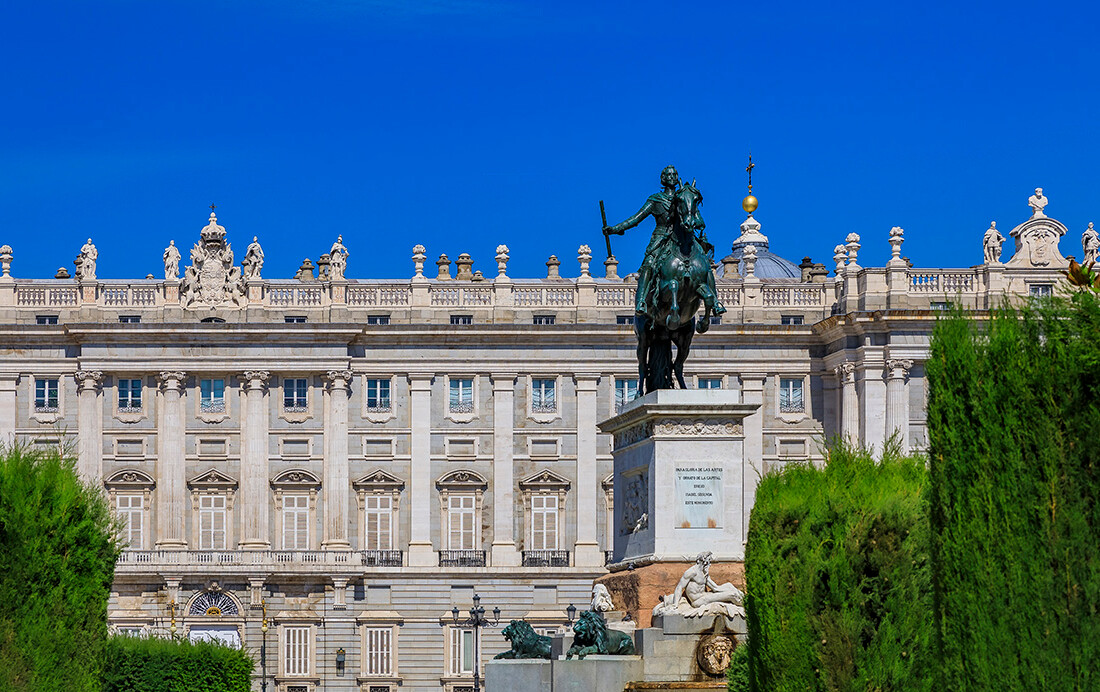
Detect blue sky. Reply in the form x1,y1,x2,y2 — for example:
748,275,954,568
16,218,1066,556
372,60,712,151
2,0,1098,281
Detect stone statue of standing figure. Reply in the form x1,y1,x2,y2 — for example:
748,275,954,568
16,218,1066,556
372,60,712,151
329,235,349,280
983,222,1005,264
77,238,98,281
1082,222,1099,265
652,551,744,620
242,236,265,280
163,240,181,280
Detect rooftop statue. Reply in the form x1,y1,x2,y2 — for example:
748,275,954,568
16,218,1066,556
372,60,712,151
77,238,98,281
603,165,725,393
330,235,349,280
163,240,180,281
983,222,1005,264
1083,222,1099,265
242,236,264,280
1028,187,1048,218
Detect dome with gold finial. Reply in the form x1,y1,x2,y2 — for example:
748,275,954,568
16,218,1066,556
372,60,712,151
720,155,801,279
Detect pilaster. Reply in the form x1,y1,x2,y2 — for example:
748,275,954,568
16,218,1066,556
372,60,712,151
155,371,188,549
0,373,17,446
573,373,602,567
407,373,436,566
239,370,271,549
490,373,520,566
75,370,104,483
835,363,859,443
739,374,766,546
322,370,352,550
885,359,913,452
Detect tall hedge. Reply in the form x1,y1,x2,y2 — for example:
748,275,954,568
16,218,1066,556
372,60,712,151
744,442,932,692
926,293,1100,691
103,635,254,692
0,446,121,692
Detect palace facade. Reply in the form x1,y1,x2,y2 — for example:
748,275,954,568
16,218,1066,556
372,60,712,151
0,191,1082,691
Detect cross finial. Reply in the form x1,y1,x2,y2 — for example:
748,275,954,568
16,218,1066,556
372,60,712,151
745,153,754,193
209,203,217,213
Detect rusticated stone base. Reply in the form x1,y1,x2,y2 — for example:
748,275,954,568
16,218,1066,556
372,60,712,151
594,561,745,628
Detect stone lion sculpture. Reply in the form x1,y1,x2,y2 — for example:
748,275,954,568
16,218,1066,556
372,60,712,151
493,620,552,660
565,610,636,659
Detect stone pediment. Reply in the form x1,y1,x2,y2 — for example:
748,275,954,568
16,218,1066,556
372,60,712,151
1007,215,1070,268
187,468,238,491
104,469,156,490
518,469,571,491
352,469,405,491
436,469,487,490
270,468,321,490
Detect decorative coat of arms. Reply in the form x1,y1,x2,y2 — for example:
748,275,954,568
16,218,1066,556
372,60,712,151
181,212,246,309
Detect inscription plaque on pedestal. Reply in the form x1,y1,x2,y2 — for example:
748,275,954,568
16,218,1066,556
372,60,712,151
675,467,722,529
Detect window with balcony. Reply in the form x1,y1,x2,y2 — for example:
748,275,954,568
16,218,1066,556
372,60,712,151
532,315,556,325
614,378,638,413
438,471,486,566
450,315,473,326
520,470,570,566
531,378,556,413
447,495,476,551
119,315,141,324
284,378,308,411
117,494,144,549
355,470,404,565
200,378,225,413
285,316,307,324
35,315,58,325
118,378,142,411
198,495,227,550
364,495,394,551
366,315,391,325
282,495,310,550
779,377,805,413
781,315,804,325
449,378,474,413
282,625,312,677
530,495,559,551
34,378,59,412
366,378,391,411
697,377,723,390
362,626,394,677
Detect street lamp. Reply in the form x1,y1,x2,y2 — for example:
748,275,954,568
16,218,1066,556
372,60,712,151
260,599,268,692
450,593,501,692
566,603,577,624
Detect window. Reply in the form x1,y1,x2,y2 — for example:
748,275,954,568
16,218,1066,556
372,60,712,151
116,626,145,637
529,495,559,551
449,378,474,413
614,378,638,413
284,316,307,324
615,315,635,325
698,377,723,390
779,378,805,413
449,628,475,676
531,378,556,413
282,495,310,550
366,315,390,325
364,495,394,551
1030,284,1053,298
198,495,227,550
119,315,141,324
532,315,556,325
118,379,142,410
362,627,393,676
117,495,143,549
34,378,59,411
447,495,476,550
930,301,951,311
200,379,225,413
781,315,804,325
709,314,722,325
284,378,308,410
35,315,58,325
200,317,226,323
366,379,391,411
283,625,311,676
450,315,473,326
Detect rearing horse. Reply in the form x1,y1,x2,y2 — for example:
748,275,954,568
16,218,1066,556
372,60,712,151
635,181,725,393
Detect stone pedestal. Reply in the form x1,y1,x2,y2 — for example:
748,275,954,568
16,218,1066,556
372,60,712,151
485,656,644,692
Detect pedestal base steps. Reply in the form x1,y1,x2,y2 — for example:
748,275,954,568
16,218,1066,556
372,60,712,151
594,561,745,628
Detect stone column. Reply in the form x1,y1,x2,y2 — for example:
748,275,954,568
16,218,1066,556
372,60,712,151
573,374,602,567
75,370,104,483
407,373,435,566
835,363,859,442
885,359,914,452
322,370,352,550
0,373,17,447
156,371,188,549
490,373,520,566
740,374,766,545
239,370,271,549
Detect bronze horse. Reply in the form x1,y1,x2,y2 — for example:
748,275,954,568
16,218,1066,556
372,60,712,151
635,181,724,393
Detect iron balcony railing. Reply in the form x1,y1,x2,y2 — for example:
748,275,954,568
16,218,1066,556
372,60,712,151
361,550,404,567
522,550,570,567
438,550,486,567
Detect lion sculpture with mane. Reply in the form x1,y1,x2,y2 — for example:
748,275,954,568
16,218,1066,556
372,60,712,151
493,620,552,660
565,610,636,659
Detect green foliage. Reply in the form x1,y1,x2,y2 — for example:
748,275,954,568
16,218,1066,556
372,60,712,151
744,441,932,692
103,635,254,692
726,640,749,692
926,293,1100,691
0,445,121,692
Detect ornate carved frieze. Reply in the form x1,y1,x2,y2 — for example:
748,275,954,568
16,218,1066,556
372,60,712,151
181,213,246,309
652,418,743,437
613,421,652,448
239,370,271,391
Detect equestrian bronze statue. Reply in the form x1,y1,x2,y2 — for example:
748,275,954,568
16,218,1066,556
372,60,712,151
603,165,725,393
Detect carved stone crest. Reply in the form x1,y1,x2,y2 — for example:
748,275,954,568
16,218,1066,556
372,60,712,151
1007,191,1069,269
697,634,735,675
181,212,246,309
620,473,648,535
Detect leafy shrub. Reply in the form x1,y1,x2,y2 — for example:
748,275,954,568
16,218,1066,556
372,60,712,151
0,446,121,692
726,640,749,692
103,635,254,692
744,441,932,692
926,294,1100,691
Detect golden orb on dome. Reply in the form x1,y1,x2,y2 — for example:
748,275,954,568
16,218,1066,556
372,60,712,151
742,194,758,214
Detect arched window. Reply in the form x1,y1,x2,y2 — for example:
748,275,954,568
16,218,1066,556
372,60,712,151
189,591,239,616
200,317,226,324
